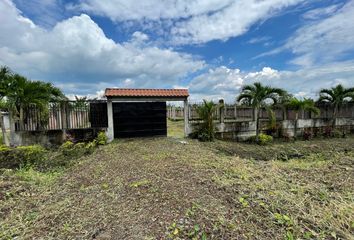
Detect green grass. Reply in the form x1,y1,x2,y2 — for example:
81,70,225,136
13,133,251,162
167,119,185,138
1,137,354,239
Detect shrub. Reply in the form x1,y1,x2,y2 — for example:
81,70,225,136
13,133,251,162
85,140,97,154
59,141,75,156
0,145,46,169
96,131,108,145
59,140,97,158
194,100,217,142
303,128,313,140
323,126,333,138
249,133,273,145
258,134,273,145
197,129,214,142
282,132,292,142
333,129,344,138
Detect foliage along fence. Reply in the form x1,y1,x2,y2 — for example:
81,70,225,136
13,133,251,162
182,102,354,122
14,101,108,131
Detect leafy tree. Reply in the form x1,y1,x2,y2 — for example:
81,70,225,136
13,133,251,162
286,98,320,139
0,66,66,130
0,66,12,99
318,84,354,127
73,96,88,108
196,100,216,141
237,82,286,141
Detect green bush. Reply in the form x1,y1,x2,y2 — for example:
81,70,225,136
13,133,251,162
197,129,214,142
59,140,97,158
249,133,273,145
96,131,108,145
195,100,216,142
85,140,97,154
258,134,273,145
333,129,344,138
59,141,75,156
0,145,47,169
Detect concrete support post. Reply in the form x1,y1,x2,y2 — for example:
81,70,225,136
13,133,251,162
0,113,9,146
9,111,16,146
106,99,114,142
184,99,189,137
219,99,225,138
219,99,225,123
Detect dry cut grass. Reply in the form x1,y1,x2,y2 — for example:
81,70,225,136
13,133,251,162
0,136,354,239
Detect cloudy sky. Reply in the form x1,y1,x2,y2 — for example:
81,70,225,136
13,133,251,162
1,0,354,101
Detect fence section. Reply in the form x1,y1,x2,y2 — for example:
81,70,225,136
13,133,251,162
176,102,354,122
14,101,108,131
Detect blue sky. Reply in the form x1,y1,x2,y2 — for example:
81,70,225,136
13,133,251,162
1,0,354,101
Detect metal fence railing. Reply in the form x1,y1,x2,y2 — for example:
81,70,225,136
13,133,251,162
185,102,354,122
14,100,108,131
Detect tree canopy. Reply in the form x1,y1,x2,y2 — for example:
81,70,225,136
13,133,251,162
0,66,65,112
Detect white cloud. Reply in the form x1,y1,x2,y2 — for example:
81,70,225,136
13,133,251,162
171,0,304,44
245,67,280,81
68,0,304,45
67,0,233,22
248,36,272,44
188,62,354,102
302,4,342,20
188,66,244,102
0,0,204,96
259,1,354,67
287,1,354,66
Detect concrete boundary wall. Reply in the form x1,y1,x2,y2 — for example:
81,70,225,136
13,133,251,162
12,128,106,147
187,118,354,141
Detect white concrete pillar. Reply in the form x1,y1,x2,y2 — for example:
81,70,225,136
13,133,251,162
106,99,114,142
184,99,189,137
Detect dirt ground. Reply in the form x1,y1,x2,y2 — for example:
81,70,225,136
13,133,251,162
1,134,354,239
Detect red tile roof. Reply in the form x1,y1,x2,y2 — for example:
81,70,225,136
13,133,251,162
105,88,189,98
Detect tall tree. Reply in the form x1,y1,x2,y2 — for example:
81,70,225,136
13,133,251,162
237,82,286,141
318,84,354,127
286,98,320,139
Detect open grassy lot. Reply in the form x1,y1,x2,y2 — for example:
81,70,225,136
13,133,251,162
1,136,354,239
167,119,185,138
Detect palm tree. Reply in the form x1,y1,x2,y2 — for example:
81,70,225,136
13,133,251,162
286,98,320,139
237,82,286,141
196,100,216,141
318,84,354,127
1,67,66,130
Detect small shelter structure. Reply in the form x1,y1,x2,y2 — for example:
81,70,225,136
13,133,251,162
104,88,189,140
